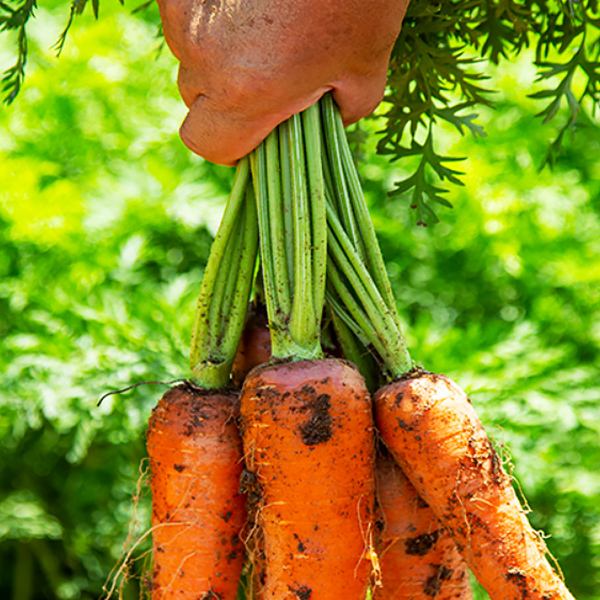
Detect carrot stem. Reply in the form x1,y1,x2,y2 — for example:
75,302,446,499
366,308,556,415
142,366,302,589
224,186,259,355
288,112,316,350
328,97,397,317
252,107,325,360
321,95,412,377
266,128,291,317
302,103,327,325
327,299,381,392
210,208,244,342
190,157,259,388
321,96,364,259
326,203,389,319
252,140,284,349
326,247,402,373
279,120,296,293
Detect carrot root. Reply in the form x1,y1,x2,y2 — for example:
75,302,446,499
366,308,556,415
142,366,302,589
147,385,247,600
374,448,473,600
373,372,576,600
240,359,376,600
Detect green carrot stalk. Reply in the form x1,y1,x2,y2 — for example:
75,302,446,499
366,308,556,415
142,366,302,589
326,299,381,393
288,112,315,349
266,128,291,318
303,103,327,316
251,104,327,361
322,94,397,316
279,120,296,292
321,96,364,259
190,157,259,388
321,95,412,378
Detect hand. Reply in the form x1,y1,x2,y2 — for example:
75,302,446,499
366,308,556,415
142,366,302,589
157,0,410,165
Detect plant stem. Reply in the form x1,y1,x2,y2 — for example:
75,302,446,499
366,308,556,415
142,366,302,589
288,112,315,349
209,210,243,343
321,94,412,376
221,186,259,358
251,106,326,360
321,95,363,258
302,102,327,323
326,298,381,392
190,158,259,388
279,120,296,292
327,217,411,375
266,128,291,316
331,104,398,317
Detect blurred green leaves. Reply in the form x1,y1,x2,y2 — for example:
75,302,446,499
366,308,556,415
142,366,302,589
0,3,599,600
0,491,63,541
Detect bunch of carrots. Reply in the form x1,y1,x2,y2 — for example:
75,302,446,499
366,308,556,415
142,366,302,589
144,95,576,600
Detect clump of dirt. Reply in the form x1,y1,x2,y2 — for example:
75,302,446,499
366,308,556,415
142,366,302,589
405,530,441,556
423,565,453,597
298,391,332,445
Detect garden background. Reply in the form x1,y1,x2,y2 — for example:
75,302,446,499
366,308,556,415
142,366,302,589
1,1,599,598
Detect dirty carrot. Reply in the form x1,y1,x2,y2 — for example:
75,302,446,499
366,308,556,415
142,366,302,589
241,359,375,600
373,371,576,600
375,447,472,600
148,158,259,600
147,384,246,600
241,101,376,598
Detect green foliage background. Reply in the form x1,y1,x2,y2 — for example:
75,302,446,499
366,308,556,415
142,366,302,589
1,2,599,599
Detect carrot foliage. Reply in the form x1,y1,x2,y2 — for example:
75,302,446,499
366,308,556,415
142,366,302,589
382,0,600,224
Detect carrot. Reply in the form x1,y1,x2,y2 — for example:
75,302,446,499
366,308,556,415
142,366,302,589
240,103,377,598
240,359,375,600
144,153,258,600
146,383,247,600
373,371,576,600
375,448,472,600
231,302,271,387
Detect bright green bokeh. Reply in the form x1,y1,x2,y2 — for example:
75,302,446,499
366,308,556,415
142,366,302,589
1,4,599,599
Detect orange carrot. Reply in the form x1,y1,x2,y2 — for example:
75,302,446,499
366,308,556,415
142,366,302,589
374,448,472,600
373,371,575,600
146,384,246,600
231,302,271,387
240,359,376,600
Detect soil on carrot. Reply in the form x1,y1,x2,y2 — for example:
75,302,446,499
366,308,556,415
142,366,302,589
423,565,455,597
293,533,307,553
396,366,429,382
405,530,441,556
159,384,238,437
296,385,333,445
240,468,262,502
